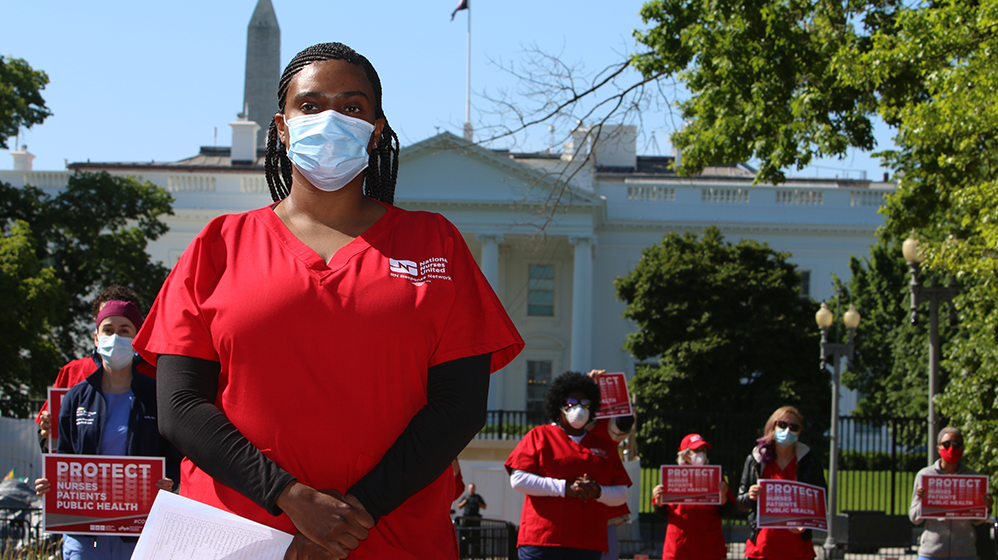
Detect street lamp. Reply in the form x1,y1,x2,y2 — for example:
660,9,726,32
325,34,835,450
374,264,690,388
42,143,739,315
903,236,959,466
816,302,860,554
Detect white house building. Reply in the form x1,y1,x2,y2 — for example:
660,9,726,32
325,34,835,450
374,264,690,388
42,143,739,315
1,129,892,417
0,131,893,528
0,0,894,528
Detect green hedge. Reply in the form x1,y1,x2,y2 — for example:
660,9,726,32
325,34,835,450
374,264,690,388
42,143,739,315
838,450,925,472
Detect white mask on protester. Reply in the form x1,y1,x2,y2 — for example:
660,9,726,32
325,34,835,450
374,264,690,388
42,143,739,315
285,110,376,192
690,451,708,465
97,334,134,370
562,405,590,430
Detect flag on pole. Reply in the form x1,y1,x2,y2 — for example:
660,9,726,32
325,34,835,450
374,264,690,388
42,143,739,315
451,0,469,20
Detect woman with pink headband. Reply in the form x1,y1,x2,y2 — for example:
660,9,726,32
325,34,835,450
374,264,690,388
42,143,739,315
35,286,157,437
34,297,178,560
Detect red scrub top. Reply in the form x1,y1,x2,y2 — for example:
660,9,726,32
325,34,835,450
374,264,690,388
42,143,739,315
660,480,736,560
505,424,632,552
590,418,630,521
133,203,523,560
745,458,817,560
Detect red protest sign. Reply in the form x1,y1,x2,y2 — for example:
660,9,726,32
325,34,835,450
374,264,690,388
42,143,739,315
43,454,164,536
47,388,69,453
659,465,722,505
921,474,989,519
595,372,632,419
757,479,828,531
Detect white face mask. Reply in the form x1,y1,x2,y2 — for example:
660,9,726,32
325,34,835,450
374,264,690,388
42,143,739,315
562,405,590,430
285,110,376,192
690,451,708,465
97,334,134,370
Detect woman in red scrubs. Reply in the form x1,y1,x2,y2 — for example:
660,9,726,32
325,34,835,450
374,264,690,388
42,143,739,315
133,42,523,560
505,372,632,560
653,433,736,560
737,406,826,560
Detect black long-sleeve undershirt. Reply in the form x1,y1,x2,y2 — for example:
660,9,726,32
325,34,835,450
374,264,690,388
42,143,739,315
156,353,491,522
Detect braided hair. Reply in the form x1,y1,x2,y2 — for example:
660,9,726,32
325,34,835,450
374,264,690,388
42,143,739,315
264,42,400,204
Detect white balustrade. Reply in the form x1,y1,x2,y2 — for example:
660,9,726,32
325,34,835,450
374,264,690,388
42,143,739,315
850,190,886,207
701,187,750,204
24,171,70,189
167,175,216,192
775,189,824,205
627,185,675,201
240,176,268,193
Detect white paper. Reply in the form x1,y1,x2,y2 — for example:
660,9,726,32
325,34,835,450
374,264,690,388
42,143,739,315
130,490,293,560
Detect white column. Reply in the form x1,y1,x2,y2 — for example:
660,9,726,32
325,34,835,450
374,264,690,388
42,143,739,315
476,233,505,409
476,233,504,291
569,235,595,372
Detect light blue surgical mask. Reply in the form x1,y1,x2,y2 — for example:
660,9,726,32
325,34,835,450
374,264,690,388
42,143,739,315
97,334,134,370
285,110,376,192
775,427,799,448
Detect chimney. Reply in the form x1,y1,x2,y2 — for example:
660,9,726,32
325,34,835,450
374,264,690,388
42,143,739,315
562,125,590,161
230,113,260,164
593,125,637,169
12,145,35,171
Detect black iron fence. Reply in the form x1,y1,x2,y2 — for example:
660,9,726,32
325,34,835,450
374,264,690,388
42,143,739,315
476,410,543,441
6,400,964,559
453,516,517,559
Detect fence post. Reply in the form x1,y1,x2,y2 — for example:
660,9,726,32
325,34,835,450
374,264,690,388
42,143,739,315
891,418,898,515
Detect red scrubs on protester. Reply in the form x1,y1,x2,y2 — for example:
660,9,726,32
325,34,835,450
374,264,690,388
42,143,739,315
745,458,817,560
659,484,736,560
589,419,631,524
35,355,156,423
133,203,523,560
505,424,632,553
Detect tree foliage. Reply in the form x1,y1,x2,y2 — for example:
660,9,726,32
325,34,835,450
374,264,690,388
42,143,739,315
615,226,828,447
0,55,51,151
628,0,998,475
830,239,953,420
632,0,897,183
0,172,174,364
0,220,65,416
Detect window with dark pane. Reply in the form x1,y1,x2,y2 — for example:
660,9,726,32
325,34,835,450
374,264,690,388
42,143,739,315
798,270,811,298
528,265,555,316
526,360,553,424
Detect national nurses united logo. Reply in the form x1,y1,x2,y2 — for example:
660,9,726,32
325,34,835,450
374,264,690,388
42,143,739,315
389,257,452,286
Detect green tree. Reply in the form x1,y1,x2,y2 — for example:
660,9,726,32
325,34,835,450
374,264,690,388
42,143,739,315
0,172,174,361
0,55,51,150
0,220,65,416
831,239,952,421
627,0,998,477
631,0,895,184
615,226,827,447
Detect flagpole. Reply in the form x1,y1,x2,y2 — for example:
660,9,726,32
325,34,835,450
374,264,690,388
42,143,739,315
464,5,472,142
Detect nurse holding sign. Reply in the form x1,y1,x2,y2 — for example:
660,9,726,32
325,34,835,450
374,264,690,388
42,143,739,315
34,301,177,560
910,427,994,560
653,434,735,560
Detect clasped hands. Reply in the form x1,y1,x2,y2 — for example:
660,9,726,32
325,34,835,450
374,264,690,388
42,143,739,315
278,482,375,560
564,473,601,502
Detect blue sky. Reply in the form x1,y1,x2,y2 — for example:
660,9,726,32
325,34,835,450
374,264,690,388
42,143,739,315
2,0,892,180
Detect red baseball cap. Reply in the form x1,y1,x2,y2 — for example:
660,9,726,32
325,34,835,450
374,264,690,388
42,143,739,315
679,433,711,451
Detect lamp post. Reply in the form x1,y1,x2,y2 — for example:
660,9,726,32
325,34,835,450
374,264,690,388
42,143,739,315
816,301,860,554
902,237,959,466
